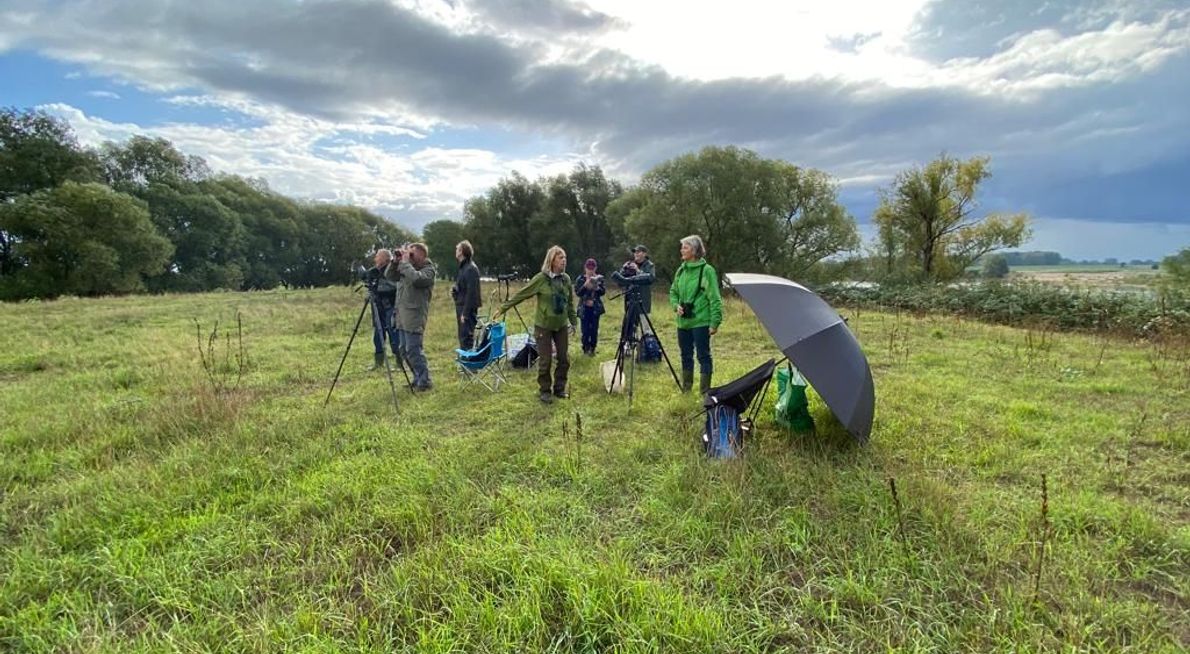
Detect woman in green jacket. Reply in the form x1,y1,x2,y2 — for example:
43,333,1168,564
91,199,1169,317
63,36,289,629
669,235,723,394
494,246,578,404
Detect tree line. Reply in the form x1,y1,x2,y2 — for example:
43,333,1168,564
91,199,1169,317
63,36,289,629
3,104,1040,301
1,107,416,300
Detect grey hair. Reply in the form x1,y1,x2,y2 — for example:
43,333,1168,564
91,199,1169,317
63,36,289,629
376,248,393,259
680,235,706,258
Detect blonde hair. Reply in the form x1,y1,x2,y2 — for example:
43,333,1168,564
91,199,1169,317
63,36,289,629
541,245,567,274
680,235,706,259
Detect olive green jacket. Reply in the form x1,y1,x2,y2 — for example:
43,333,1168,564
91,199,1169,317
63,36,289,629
501,272,578,331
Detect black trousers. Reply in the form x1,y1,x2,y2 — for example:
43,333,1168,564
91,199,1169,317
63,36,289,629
456,306,478,350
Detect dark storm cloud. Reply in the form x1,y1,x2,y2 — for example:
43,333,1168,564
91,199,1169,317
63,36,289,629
2,0,1188,225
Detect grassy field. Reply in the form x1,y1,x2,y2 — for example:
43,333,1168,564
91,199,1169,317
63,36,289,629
1,284,1187,652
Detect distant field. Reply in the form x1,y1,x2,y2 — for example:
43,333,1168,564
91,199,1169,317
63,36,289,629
1,287,1187,652
1008,265,1163,291
1010,265,1160,274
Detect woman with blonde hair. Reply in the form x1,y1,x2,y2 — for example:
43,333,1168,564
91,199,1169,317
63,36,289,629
669,234,723,394
494,246,578,403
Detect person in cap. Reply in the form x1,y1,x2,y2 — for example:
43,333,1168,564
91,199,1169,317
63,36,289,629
573,257,606,355
610,244,656,334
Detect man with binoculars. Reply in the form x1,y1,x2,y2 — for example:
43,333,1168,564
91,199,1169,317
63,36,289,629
385,242,437,391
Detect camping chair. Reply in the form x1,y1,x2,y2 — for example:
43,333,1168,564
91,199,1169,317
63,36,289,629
700,358,777,458
455,320,508,391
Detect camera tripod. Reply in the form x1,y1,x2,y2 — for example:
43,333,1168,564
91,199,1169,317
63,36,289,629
496,276,532,334
325,286,413,414
608,291,681,409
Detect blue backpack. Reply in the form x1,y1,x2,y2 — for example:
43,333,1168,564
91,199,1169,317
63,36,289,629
703,404,744,459
637,333,662,363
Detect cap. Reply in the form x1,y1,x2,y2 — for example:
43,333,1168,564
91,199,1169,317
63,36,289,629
584,258,598,269
632,244,648,253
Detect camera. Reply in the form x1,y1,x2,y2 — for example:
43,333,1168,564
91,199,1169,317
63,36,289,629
357,264,383,293
680,302,695,316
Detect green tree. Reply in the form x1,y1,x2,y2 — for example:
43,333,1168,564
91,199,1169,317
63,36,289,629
0,182,172,299
0,107,100,201
100,135,208,192
201,175,304,290
290,205,412,287
613,146,857,281
538,164,623,272
982,253,1010,279
422,219,468,279
138,182,248,291
1,108,102,276
463,172,543,278
873,154,1030,282
1160,247,1190,289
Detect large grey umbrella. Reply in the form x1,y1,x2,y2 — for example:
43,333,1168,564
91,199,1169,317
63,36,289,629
724,273,874,443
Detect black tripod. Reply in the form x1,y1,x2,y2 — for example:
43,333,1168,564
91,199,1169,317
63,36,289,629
497,276,532,334
325,286,413,413
608,291,681,408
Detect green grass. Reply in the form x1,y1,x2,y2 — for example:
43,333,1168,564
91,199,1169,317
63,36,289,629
1,286,1187,652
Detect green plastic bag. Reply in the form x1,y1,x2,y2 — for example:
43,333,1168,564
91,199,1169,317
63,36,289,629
775,364,815,433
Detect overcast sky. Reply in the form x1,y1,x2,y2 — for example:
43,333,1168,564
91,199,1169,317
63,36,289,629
2,0,1187,260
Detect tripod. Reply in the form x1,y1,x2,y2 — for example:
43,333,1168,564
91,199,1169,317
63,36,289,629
608,290,681,408
325,286,413,413
497,277,532,334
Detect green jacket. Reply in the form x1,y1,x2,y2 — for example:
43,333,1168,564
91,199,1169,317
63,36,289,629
385,258,436,333
501,271,578,331
669,259,723,330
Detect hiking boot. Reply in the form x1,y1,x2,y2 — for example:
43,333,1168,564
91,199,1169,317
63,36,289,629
539,391,554,404
700,373,713,395
367,352,385,371
681,370,694,393
553,389,569,399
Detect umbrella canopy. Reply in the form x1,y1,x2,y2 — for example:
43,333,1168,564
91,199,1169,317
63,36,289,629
724,273,874,443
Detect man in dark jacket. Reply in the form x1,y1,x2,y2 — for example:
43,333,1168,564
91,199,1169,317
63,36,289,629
453,240,482,350
610,244,656,333
365,248,401,370
385,243,437,391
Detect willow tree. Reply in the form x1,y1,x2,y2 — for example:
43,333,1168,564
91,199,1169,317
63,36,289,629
874,154,1030,282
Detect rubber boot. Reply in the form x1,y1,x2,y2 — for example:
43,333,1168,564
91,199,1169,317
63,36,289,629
699,373,713,395
681,370,694,393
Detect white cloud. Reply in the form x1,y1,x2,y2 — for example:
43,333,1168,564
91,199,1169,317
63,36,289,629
40,102,586,230
86,90,120,99
578,1,1190,98
930,11,1190,96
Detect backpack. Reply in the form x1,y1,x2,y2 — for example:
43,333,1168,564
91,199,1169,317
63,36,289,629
637,333,662,363
507,333,539,369
702,404,750,459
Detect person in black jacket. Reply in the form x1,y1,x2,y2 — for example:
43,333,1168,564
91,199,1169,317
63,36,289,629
365,248,401,370
610,244,656,334
574,258,606,355
453,240,482,350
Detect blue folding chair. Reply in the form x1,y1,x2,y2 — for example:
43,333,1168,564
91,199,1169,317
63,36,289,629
455,321,508,391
